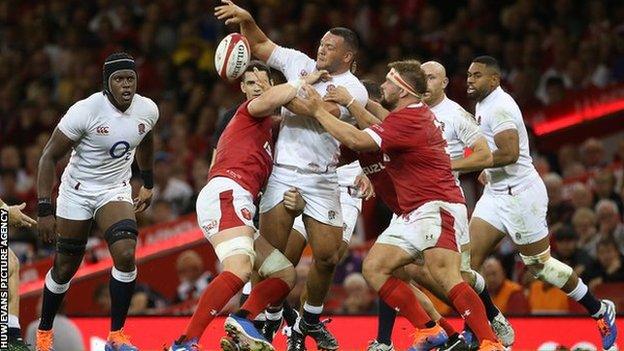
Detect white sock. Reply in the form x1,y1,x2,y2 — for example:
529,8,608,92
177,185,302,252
8,314,20,328
45,269,71,294
111,267,137,283
303,302,323,315
471,270,486,294
242,281,252,295
266,308,283,321
566,279,588,301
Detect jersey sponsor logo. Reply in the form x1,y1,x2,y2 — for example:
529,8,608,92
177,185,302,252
96,125,110,135
263,141,272,158
240,208,252,221
383,153,390,162
361,162,385,175
202,220,218,233
109,141,131,159
138,123,146,135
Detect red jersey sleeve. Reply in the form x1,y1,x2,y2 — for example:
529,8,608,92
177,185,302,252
365,113,419,152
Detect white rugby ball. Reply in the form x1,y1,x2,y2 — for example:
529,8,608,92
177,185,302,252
214,33,251,81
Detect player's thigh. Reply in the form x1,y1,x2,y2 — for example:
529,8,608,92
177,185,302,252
501,181,549,247
95,201,137,259
284,227,308,266
56,216,93,240
95,201,136,231
469,217,505,269
259,202,294,252
303,215,342,262
363,243,415,290
211,226,256,277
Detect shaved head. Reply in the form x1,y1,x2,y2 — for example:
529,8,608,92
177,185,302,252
421,61,448,106
422,61,447,78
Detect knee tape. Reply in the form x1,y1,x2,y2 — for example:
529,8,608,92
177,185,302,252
56,237,87,256
460,249,471,273
258,249,293,278
214,236,255,263
104,219,138,245
521,249,573,288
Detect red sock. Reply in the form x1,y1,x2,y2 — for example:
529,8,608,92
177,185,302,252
438,317,458,336
184,271,244,339
378,277,432,329
240,278,291,319
448,282,496,342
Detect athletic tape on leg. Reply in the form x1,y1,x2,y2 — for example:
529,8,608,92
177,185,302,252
214,236,255,263
45,269,71,294
520,249,573,288
258,249,293,278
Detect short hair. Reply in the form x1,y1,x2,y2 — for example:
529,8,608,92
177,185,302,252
243,60,272,79
387,60,427,95
472,55,501,75
329,27,359,53
361,79,381,101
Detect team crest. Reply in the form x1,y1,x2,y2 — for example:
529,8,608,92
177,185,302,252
328,210,336,220
326,84,336,92
300,69,308,77
241,208,252,220
138,123,146,135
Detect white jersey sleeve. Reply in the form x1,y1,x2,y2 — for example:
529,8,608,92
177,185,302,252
144,97,160,129
488,105,517,134
454,111,482,148
57,101,91,141
267,46,316,81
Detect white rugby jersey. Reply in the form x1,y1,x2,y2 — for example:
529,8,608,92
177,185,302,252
430,96,481,160
475,86,538,190
57,92,159,188
267,46,368,173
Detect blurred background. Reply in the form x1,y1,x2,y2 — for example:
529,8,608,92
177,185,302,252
2,0,624,346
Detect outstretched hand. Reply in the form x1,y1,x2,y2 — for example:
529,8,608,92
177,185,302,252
303,70,331,85
215,0,253,25
324,85,354,106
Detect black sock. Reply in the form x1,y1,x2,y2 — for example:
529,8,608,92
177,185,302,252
579,290,602,317
376,298,397,345
302,309,320,325
234,309,251,319
109,273,136,331
239,292,250,306
478,289,500,321
39,285,67,330
8,327,21,340
283,301,298,326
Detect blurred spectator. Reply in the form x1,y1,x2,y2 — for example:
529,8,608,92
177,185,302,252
93,283,111,315
594,200,624,255
482,257,529,315
543,76,567,106
528,280,570,314
150,199,176,225
580,138,607,171
174,250,213,303
572,208,599,257
569,183,594,210
152,154,193,215
333,250,364,284
340,272,376,314
543,173,574,232
552,226,593,277
593,170,624,214
584,238,624,289
128,283,169,315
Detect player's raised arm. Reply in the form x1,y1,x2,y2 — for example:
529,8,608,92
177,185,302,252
300,85,378,152
134,130,155,213
215,0,277,62
248,69,329,117
324,85,383,128
37,128,75,242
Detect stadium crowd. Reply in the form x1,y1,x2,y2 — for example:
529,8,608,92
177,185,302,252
2,0,624,316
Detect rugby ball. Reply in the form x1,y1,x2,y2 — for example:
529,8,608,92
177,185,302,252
214,33,251,81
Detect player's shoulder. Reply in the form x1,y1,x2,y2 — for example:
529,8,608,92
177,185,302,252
133,93,158,113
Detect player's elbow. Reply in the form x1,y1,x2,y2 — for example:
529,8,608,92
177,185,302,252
479,149,494,168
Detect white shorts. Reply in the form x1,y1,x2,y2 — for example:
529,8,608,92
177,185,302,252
293,186,362,243
375,201,468,262
56,179,132,221
472,179,549,245
259,165,342,227
196,177,256,239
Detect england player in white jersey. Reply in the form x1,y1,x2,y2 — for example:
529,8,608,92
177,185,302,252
467,56,617,350
216,2,367,350
36,53,158,351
